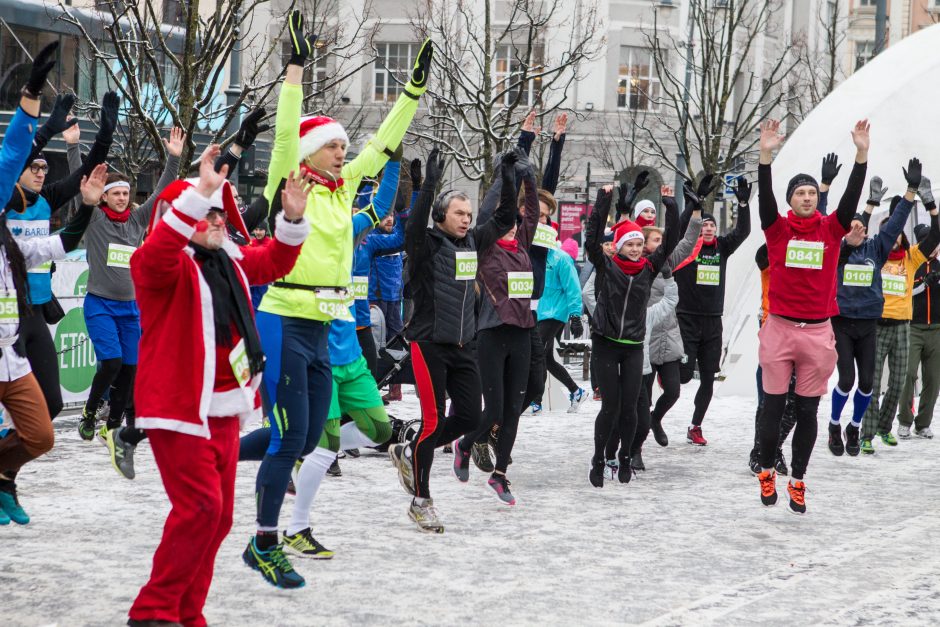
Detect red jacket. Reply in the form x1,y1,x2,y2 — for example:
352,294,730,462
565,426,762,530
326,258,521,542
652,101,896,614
131,183,308,437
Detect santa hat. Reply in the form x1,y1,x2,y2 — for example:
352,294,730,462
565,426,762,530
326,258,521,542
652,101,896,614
298,115,349,162
149,179,250,242
613,220,644,251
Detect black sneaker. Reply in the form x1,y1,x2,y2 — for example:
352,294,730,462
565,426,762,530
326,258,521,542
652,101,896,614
327,458,342,477
828,422,845,456
344,448,360,458
452,438,470,482
617,456,635,484
651,419,668,447
631,450,645,472
470,441,495,473
589,457,605,488
844,423,861,457
242,538,305,589
78,408,96,441
749,456,761,475
774,450,789,476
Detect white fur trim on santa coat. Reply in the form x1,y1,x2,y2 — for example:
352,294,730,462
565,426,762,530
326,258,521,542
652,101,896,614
163,208,196,240
274,211,310,247
298,120,349,161
172,186,213,223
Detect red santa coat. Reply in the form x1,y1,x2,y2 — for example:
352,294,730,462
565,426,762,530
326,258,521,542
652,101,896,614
131,182,309,437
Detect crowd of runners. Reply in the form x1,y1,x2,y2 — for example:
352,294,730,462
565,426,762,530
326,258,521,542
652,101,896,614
1,12,938,626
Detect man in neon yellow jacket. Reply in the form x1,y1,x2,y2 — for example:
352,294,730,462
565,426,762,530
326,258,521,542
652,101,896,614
239,10,432,588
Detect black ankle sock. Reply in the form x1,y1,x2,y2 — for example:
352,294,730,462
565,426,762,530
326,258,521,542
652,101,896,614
256,530,278,550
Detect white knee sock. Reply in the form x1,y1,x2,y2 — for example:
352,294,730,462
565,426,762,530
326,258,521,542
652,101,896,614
340,421,381,450
286,448,335,537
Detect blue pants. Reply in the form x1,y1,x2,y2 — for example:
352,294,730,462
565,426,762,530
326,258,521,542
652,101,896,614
83,293,140,364
373,300,403,340
239,313,331,528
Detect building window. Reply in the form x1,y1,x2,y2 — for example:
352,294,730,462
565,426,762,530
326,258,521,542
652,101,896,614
373,43,415,102
493,44,543,107
855,40,875,70
857,0,875,6
0,28,77,111
617,46,660,111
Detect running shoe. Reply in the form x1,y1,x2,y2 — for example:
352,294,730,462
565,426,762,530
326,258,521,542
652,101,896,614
344,448,361,458
389,443,415,496
617,457,636,484
758,469,777,506
453,438,470,482
530,402,543,415
687,425,707,446
242,538,305,589
828,422,845,456
471,441,494,473
0,480,29,525
787,480,807,515
78,408,97,441
487,473,516,506
748,456,761,476
95,423,109,447
589,457,605,488
327,457,342,477
631,451,645,472
283,528,335,559
567,388,588,413
409,498,444,533
774,450,788,476
95,399,110,422
860,438,875,455
877,431,898,446
915,427,934,439
105,427,136,480
651,419,668,447
897,424,912,439
844,423,861,456
604,459,619,481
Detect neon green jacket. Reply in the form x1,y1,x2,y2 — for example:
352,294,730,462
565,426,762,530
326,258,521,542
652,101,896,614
259,81,423,321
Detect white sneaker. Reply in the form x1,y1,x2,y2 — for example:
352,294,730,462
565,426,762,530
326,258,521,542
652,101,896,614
567,388,587,414
898,424,912,439
915,427,934,439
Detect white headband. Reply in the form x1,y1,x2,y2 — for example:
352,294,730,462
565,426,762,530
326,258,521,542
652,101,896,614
103,181,131,193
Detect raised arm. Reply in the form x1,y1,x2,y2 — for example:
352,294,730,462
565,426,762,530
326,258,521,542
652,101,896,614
586,186,613,271
517,167,540,250
541,113,567,194
352,151,401,236
129,128,184,230
835,120,871,231
27,93,77,162
474,150,520,253
758,119,786,230
404,149,444,274
666,196,701,270
648,186,680,273
720,175,752,254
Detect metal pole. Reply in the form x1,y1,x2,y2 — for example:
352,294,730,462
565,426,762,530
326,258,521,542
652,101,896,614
874,0,887,55
224,10,243,185
675,0,697,212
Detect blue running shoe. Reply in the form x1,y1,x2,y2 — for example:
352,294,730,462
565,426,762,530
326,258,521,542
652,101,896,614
242,537,305,589
0,480,29,525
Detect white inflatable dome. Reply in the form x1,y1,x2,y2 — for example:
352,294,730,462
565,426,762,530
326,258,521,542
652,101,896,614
718,22,940,397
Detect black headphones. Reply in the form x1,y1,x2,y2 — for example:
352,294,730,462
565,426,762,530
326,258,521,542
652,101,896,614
432,189,461,223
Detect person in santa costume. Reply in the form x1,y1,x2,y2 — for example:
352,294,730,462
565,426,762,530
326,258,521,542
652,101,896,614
237,9,432,587
126,145,310,627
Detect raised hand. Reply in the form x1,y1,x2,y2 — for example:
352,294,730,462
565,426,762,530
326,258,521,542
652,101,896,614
62,117,80,144
851,119,871,154
409,39,433,91
98,91,120,139
821,153,842,186
42,93,78,137
424,148,445,185
683,179,702,208
633,170,650,195
280,170,315,221
409,158,423,189
235,108,270,149
196,145,227,198
553,113,568,140
845,221,866,247
903,157,923,190
759,119,785,154
286,10,316,66
918,176,935,206
163,127,186,158
80,163,108,205
733,175,752,204
696,173,718,200
521,109,537,133
25,41,58,96
615,182,630,217
867,176,887,206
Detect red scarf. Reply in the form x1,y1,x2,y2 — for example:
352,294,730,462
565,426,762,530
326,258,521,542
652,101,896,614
888,248,907,261
613,254,650,275
786,210,822,235
100,203,130,223
495,238,518,253
300,163,343,192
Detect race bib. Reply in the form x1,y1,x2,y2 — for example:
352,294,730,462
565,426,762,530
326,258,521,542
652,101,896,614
882,273,906,296
27,260,52,275
532,223,559,249
507,271,534,299
696,265,720,286
107,243,136,269
314,288,354,321
228,338,251,389
0,291,18,322
455,251,478,281
785,240,824,270
843,264,873,287
352,276,369,301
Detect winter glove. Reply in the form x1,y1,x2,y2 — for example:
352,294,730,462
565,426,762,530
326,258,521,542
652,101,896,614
409,39,433,93
286,10,316,66
918,176,935,209
633,171,650,197
867,176,887,206
410,158,423,190
97,91,120,142
696,173,719,200
924,271,940,288
24,41,58,97
424,148,445,188
821,152,842,186
36,94,77,144
615,182,631,219
682,179,702,210
733,175,752,204
903,157,923,191
234,107,270,149
512,145,532,179
568,315,583,338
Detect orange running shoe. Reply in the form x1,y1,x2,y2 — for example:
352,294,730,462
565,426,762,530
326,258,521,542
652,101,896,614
758,469,777,506
787,480,806,515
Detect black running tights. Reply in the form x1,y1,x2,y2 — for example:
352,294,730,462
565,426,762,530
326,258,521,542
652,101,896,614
592,335,643,463
759,393,818,480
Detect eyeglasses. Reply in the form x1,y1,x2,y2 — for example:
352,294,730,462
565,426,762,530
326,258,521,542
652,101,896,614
29,163,48,175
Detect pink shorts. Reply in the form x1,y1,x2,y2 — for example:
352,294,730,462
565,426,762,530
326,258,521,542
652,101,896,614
759,314,837,397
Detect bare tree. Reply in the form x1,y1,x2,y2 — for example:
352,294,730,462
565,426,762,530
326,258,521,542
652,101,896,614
589,108,657,178
405,0,603,192
633,0,800,185
790,0,848,122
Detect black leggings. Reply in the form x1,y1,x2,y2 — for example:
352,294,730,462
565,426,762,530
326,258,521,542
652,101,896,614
605,378,651,459
751,382,797,459
648,360,682,423
832,316,877,394
759,393,818,480
522,318,546,408
20,313,63,419
592,335,643,462
464,325,531,473
538,318,578,397
356,327,378,380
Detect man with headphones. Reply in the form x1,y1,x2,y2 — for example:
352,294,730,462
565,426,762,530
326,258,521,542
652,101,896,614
389,149,518,532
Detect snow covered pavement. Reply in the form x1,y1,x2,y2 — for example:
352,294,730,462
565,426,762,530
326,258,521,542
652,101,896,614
4,381,940,626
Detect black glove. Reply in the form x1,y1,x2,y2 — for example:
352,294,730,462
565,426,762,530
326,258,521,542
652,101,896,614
36,94,77,143
867,176,887,206
683,179,702,209
286,10,316,66
511,145,531,178
904,157,923,190
925,271,940,288
25,41,58,97
409,39,433,91
597,185,613,207
696,174,719,200
568,315,583,337
424,148,445,187
97,91,119,141
615,182,631,219
410,158,423,189
821,152,842,186
733,175,752,204
633,171,650,195
235,107,270,149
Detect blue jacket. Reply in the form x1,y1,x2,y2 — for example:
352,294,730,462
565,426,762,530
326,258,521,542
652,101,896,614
836,197,912,319
537,247,582,323
368,190,416,302
328,161,400,366
0,107,38,212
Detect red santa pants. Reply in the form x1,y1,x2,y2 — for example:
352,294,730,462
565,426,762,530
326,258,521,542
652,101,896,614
129,417,239,627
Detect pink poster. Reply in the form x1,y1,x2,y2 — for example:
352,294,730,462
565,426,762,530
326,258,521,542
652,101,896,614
558,202,586,242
